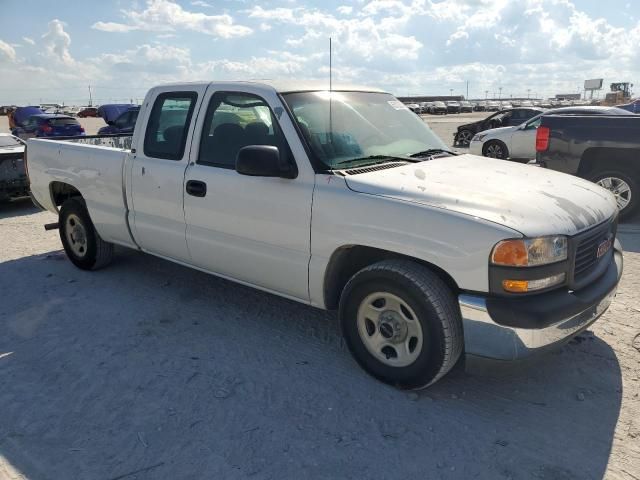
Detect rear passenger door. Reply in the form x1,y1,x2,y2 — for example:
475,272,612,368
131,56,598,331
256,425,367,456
183,88,314,301
130,87,206,263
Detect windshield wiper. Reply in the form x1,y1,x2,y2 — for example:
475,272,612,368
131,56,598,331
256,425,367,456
408,148,456,158
332,155,413,168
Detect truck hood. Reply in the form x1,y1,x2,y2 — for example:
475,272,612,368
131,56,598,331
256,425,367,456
344,154,617,237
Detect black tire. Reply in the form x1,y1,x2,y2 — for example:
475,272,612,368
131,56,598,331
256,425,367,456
588,169,639,221
339,260,463,389
59,198,114,270
455,129,474,147
483,140,509,159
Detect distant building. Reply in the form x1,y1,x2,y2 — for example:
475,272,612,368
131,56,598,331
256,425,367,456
555,93,581,100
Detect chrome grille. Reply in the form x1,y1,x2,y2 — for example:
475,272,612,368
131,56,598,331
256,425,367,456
573,218,616,280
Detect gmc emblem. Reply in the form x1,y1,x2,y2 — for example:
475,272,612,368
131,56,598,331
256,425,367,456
596,237,613,259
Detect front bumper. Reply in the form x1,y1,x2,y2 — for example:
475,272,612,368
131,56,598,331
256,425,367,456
460,243,623,360
468,140,483,156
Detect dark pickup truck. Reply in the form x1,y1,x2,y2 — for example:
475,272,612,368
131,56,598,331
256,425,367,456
535,115,640,219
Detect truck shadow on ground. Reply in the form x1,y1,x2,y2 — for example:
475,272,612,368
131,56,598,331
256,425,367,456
0,197,38,220
0,248,623,480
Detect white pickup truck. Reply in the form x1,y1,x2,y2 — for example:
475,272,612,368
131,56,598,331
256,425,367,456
26,81,623,389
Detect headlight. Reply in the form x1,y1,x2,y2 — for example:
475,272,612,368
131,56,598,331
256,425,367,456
472,133,487,142
491,236,568,267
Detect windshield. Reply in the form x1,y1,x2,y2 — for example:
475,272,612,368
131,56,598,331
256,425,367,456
282,91,448,169
0,136,22,148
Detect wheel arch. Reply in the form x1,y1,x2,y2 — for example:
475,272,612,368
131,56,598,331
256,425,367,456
49,181,84,211
578,147,640,178
482,138,509,158
323,245,460,311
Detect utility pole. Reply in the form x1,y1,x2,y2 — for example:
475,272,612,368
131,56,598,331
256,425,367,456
485,90,488,100
88,85,93,106
466,80,469,100
498,87,502,100
527,88,531,99
449,88,453,97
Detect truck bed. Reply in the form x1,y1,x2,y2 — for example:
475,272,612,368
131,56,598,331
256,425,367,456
27,134,137,248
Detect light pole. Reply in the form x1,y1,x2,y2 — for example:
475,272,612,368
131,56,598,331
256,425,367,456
527,88,531,99
498,87,502,100
485,90,488,100
449,88,453,97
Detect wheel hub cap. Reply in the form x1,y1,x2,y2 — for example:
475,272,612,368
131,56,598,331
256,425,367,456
66,214,88,257
356,292,424,367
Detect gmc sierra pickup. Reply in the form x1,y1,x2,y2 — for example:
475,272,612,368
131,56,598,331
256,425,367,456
536,114,640,219
26,81,623,389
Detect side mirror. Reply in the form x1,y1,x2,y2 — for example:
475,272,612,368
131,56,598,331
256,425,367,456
236,145,296,179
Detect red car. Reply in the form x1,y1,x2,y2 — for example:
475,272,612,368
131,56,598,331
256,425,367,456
78,107,98,118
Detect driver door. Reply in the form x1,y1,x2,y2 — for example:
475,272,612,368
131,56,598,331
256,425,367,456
183,87,314,301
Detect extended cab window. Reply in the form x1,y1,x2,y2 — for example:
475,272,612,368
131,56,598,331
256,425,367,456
198,92,289,169
144,92,197,160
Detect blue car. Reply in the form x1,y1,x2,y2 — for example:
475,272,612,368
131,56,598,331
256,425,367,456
11,114,85,140
97,105,139,135
616,99,640,114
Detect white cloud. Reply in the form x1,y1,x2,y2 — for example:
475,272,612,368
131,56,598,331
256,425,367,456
0,40,16,62
22,37,35,46
42,19,74,66
247,4,423,61
191,0,212,7
337,6,353,15
93,21,139,33
92,0,252,38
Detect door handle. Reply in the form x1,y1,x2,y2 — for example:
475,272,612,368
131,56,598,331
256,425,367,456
186,180,207,197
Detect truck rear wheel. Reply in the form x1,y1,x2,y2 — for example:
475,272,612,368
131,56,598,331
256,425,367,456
339,260,463,389
589,169,639,220
59,198,113,270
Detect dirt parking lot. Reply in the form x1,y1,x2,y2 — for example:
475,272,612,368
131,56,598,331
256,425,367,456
1,113,639,480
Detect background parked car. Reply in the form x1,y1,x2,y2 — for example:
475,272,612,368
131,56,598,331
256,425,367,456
468,106,633,161
485,101,501,111
500,102,513,110
78,107,99,118
405,103,422,114
454,107,543,147
446,101,461,113
459,101,473,113
422,101,434,113
616,99,640,114
8,106,43,130
431,101,447,114
474,101,486,111
98,107,140,135
62,106,80,116
11,114,85,140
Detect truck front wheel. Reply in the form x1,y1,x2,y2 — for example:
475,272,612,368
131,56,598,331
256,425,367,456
589,169,639,220
339,260,463,389
59,198,114,270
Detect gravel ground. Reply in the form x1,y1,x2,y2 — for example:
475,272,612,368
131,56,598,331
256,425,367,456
1,113,639,480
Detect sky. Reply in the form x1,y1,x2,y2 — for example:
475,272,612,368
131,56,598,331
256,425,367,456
0,0,637,105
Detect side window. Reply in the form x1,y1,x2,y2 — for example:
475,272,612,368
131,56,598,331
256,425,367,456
144,92,197,160
114,112,129,128
198,92,289,169
525,117,542,130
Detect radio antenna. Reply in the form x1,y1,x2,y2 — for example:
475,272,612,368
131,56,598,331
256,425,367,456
329,37,333,145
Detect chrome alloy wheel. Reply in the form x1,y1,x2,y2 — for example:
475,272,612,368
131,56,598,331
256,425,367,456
596,176,632,211
485,143,505,158
457,130,473,146
356,292,424,367
65,213,88,257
